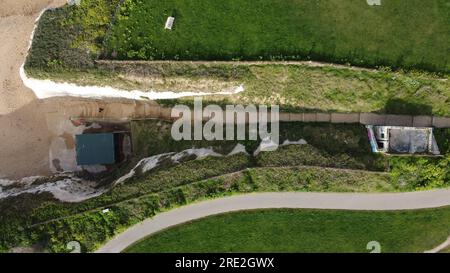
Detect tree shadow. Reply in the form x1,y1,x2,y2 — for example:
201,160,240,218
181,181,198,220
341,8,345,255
380,98,433,116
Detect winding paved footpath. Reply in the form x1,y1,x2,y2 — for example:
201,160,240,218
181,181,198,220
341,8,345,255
96,190,450,253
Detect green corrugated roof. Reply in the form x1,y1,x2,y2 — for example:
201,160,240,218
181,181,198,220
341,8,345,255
76,133,115,165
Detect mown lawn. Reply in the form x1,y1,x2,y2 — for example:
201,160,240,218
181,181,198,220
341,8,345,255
125,208,450,253
106,0,450,72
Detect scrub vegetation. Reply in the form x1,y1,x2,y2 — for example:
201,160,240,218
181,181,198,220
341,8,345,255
389,128,450,190
25,0,121,69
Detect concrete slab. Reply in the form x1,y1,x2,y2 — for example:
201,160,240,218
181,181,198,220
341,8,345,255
331,113,360,123
279,112,290,122
385,115,413,126
389,128,430,154
303,113,317,122
145,105,161,118
103,102,136,119
413,116,433,127
289,113,303,122
433,117,450,128
316,113,331,122
159,107,173,120
134,102,147,118
359,113,386,125
367,0,381,6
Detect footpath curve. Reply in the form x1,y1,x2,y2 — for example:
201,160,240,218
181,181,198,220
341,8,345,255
96,190,450,253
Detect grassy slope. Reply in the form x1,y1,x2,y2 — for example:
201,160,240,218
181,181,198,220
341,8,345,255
239,65,450,115
106,0,449,72
27,62,450,116
125,208,450,253
131,120,388,171
0,122,394,252
2,124,447,252
247,166,393,193
0,163,393,252
0,148,446,252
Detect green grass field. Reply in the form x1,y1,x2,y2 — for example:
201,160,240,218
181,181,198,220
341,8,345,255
125,208,450,253
106,0,450,72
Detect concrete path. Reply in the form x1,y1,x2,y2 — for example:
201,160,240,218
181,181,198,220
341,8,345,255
96,190,450,253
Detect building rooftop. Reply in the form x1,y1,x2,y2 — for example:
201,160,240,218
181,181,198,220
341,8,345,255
76,133,116,165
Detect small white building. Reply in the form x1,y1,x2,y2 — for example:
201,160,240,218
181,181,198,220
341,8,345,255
165,17,175,30
367,0,381,6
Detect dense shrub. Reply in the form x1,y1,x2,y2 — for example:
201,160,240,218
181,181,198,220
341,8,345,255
389,129,450,190
25,0,120,70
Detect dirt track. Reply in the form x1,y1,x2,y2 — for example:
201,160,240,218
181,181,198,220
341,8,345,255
0,0,66,178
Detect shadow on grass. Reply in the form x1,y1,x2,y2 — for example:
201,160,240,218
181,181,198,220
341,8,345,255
380,98,433,116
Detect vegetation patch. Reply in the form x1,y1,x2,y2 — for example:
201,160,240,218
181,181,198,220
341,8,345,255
388,128,450,190
25,0,120,70
246,166,393,193
0,121,447,252
2,123,447,252
131,119,388,171
27,63,450,116
0,165,394,253
25,1,449,116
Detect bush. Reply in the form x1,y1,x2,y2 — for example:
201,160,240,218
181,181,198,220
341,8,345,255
25,0,120,70
389,155,450,190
